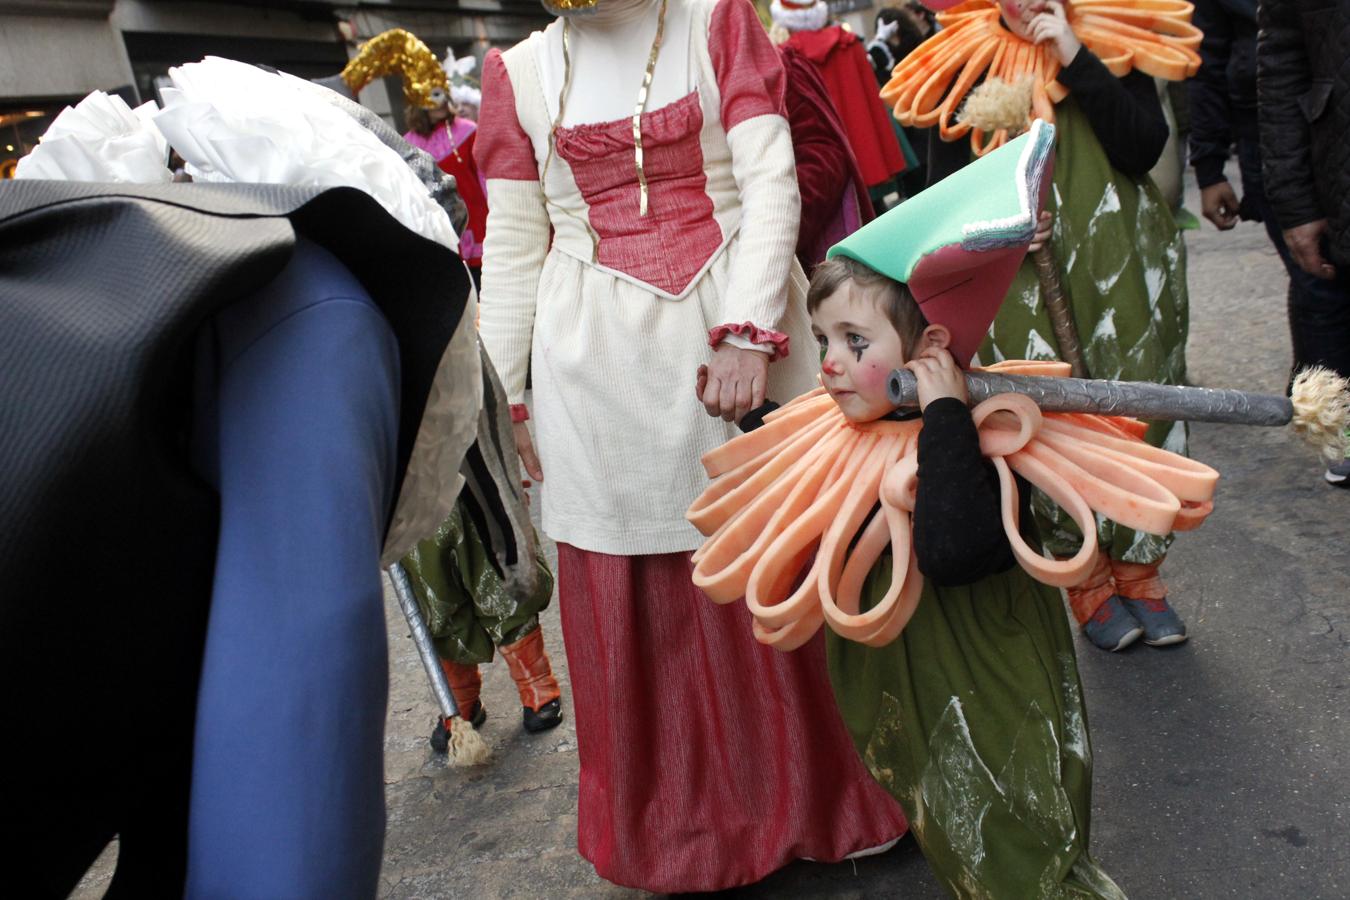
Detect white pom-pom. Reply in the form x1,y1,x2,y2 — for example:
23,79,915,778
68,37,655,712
446,716,491,766
1291,366,1350,462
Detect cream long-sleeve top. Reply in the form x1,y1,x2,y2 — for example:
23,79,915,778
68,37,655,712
475,0,818,555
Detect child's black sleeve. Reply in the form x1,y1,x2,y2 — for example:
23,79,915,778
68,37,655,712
913,397,1016,586
1056,47,1170,177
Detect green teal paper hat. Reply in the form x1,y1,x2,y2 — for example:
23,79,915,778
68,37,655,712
827,118,1056,365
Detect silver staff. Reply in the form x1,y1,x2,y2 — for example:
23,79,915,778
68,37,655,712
886,369,1293,426
387,562,460,721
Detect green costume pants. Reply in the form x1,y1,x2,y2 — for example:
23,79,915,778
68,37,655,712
981,100,1189,565
828,556,1125,898
401,498,554,666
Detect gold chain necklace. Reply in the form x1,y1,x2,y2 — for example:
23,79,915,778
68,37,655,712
631,0,668,216
543,0,670,231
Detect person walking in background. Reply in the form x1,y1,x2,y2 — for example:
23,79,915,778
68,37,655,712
772,0,911,208
1257,0,1350,487
780,38,875,270
404,96,488,281
1191,0,1347,407
868,6,936,197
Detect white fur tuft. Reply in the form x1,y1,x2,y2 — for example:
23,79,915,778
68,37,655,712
447,716,492,766
1291,366,1350,462
958,75,1034,135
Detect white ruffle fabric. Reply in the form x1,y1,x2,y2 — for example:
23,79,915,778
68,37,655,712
155,57,459,251
12,58,481,566
14,91,170,183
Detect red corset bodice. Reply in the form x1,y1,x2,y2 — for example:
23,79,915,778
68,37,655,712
554,90,722,296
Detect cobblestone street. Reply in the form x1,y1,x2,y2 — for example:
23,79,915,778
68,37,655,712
74,169,1350,899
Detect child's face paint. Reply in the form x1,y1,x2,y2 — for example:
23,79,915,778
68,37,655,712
810,281,908,423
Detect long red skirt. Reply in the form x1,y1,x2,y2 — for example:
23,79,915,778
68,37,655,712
557,544,908,893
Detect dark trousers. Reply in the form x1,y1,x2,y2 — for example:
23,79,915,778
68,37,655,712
1237,138,1350,381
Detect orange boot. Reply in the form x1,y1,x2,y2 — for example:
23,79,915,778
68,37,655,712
497,628,563,733
439,659,486,727
1064,550,1116,626
429,659,486,754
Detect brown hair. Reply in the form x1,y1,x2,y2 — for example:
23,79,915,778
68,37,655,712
807,256,928,354
404,104,451,137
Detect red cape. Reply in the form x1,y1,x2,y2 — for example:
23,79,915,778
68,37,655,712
437,130,487,266
779,43,874,268
783,25,907,188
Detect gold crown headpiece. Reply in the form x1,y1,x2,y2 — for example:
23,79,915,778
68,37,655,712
341,29,450,109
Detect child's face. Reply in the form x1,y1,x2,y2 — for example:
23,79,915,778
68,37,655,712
811,282,908,423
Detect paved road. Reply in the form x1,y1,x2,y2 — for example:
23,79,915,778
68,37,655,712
74,168,1350,899
374,169,1350,898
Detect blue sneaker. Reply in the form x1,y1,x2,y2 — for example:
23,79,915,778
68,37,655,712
1082,595,1144,651
1120,596,1188,646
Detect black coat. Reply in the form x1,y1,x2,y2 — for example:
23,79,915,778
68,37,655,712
1188,0,1259,188
1257,0,1350,264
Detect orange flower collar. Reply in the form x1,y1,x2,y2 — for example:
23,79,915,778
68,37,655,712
880,0,1201,155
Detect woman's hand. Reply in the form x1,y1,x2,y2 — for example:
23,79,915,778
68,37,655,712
1028,1,1081,66
1028,209,1054,252
700,345,769,423
513,420,543,483
904,347,968,411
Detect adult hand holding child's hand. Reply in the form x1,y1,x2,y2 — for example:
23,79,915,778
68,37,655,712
699,345,769,423
904,347,968,411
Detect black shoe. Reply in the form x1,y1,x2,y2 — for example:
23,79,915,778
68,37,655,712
522,699,563,734
428,701,487,753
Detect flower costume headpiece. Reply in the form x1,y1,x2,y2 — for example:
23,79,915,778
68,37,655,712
686,120,1220,650
882,0,1201,155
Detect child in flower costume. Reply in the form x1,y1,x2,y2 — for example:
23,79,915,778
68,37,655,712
687,123,1223,895
880,0,1202,650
